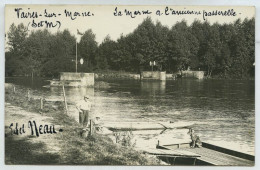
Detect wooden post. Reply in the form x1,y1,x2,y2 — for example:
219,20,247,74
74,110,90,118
13,86,16,93
62,86,68,114
40,98,43,110
76,40,78,73
173,157,177,165
193,158,197,165
90,119,94,136
27,89,30,101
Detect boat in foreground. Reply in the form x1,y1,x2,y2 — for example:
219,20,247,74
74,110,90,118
144,141,254,166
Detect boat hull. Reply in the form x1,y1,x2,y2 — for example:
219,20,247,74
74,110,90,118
104,121,194,131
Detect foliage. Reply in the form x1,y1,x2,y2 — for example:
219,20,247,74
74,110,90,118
5,17,255,79
78,29,98,72
6,23,28,76
167,20,199,72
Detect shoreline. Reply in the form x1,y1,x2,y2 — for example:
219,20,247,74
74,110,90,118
5,70,255,81
4,84,160,165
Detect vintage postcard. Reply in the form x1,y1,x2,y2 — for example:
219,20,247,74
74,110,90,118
4,5,255,166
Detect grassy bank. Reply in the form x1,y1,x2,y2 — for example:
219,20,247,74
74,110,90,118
5,84,160,165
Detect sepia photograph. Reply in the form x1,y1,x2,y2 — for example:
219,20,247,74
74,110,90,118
4,4,255,166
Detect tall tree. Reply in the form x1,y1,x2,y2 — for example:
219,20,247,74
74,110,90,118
96,35,116,70
202,23,222,77
191,20,209,70
6,23,28,76
7,23,28,53
242,18,255,76
44,29,76,77
217,23,235,77
23,29,52,77
131,17,156,71
110,34,132,71
167,20,199,72
152,21,169,71
78,29,98,71
230,19,252,78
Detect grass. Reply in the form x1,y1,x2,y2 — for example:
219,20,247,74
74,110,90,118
5,85,160,165
5,136,60,165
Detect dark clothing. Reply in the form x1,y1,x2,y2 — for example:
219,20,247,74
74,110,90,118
79,110,89,127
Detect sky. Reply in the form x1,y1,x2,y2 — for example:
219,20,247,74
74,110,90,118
5,5,255,44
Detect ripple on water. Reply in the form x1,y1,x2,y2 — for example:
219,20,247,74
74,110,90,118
6,78,255,155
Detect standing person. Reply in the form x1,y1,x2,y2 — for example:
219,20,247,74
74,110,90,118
76,96,92,129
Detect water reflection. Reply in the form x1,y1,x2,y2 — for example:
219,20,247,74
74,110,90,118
64,87,95,101
140,81,166,95
5,77,48,89
5,77,255,154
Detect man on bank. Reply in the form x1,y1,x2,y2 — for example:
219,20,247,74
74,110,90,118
76,96,92,130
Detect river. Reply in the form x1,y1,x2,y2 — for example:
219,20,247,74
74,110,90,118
5,77,255,155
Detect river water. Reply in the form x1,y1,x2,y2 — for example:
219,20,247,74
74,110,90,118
5,77,255,155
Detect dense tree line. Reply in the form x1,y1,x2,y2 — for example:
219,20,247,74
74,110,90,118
5,17,255,78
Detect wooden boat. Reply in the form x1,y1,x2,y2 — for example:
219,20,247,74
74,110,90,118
103,121,194,131
146,141,255,166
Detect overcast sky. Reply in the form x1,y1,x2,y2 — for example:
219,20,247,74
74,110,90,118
5,5,255,44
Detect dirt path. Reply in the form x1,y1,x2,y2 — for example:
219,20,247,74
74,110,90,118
5,102,63,164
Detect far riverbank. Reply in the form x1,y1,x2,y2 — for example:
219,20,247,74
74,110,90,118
6,70,255,81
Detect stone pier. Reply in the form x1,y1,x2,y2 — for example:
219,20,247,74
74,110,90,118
181,71,205,79
141,71,166,81
50,72,94,87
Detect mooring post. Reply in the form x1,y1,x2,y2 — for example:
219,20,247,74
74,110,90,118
27,89,30,101
90,119,94,136
62,86,68,114
40,98,43,110
173,157,177,165
193,158,197,165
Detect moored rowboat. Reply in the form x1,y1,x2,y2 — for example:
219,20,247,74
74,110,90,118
103,121,194,131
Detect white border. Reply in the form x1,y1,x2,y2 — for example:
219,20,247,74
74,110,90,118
1,1,259,170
